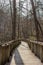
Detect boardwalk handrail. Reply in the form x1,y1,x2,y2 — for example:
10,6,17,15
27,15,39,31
28,40,43,62
0,39,21,65
30,40,43,45
0,38,43,65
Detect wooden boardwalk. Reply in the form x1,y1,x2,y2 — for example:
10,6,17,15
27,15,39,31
5,41,43,65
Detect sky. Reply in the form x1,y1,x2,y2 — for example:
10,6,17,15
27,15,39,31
0,0,43,16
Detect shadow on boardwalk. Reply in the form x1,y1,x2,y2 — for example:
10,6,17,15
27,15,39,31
5,48,24,65
14,49,24,65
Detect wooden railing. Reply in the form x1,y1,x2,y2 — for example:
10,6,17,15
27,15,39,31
28,40,43,62
0,39,21,65
0,38,43,65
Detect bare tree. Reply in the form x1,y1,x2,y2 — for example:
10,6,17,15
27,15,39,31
30,0,43,41
12,0,16,39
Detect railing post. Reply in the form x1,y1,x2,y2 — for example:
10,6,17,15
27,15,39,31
40,45,43,62
0,45,2,65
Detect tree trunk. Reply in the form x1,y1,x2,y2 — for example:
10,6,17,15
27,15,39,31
12,0,16,39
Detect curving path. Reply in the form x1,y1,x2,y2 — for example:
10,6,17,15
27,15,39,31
5,41,43,65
